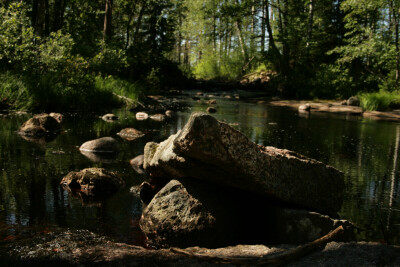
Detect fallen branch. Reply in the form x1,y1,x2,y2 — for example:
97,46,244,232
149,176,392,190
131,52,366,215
170,225,344,265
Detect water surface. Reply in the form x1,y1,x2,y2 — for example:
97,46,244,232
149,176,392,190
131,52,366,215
0,94,399,245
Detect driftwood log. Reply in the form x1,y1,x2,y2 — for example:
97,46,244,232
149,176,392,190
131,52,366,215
170,225,345,265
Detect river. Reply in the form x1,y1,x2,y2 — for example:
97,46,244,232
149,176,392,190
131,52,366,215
0,93,399,245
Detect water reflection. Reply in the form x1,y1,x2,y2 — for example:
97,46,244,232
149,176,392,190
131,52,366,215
0,97,399,245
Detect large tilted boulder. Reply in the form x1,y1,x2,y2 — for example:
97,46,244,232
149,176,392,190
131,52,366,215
79,137,119,153
140,179,354,248
60,168,124,197
144,112,344,215
18,113,62,137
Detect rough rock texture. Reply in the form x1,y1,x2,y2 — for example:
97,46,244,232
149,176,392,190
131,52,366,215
79,137,120,153
18,113,62,137
102,113,118,121
2,230,399,267
117,128,145,141
144,112,344,215
60,168,124,197
140,180,217,248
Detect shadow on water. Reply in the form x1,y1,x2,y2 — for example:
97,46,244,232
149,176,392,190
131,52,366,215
0,96,399,245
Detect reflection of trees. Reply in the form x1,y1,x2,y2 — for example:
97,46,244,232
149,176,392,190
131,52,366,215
387,126,400,231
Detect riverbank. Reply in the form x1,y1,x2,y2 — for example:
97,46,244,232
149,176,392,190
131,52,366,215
1,229,399,266
264,100,400,122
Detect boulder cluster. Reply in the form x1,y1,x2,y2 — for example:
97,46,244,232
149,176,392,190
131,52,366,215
17,104,353,249
138,112,352,248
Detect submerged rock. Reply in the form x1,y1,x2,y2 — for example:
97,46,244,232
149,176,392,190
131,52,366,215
60,168,124,197
79,137,119,153
117,128,145,141
102,113,119,121
18,113,62,137
144,112,344,215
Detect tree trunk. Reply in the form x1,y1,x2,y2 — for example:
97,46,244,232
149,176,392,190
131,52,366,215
52,0,65,32
261,0,266,52
33,0,46,37
125,12,134,49
44,0,50,36
133,1,147,45
103,0,113,42
390,0,400,86
306,0,314,60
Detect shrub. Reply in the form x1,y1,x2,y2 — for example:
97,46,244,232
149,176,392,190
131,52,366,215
359,91,400,111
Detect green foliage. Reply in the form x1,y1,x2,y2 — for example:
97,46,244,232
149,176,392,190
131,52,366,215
94,76,143,102
193,51,243,80
0,3,36,70
91,43,128,75
359,91,400,111
0,72,30,109
309,64,355,99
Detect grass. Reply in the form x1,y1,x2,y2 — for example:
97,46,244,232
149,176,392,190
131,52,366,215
94,76,144,102
0,72,30,109
358,91,400,111
0,71,144,112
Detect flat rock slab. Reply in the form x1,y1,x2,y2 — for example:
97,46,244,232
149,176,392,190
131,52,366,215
144,112,344,215
79,137,120,153
1,230,399,266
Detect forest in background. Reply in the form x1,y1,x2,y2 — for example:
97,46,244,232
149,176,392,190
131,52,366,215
1,0,400,111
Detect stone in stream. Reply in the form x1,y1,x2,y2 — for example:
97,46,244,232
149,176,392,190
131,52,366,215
130,154,146,175
102,113,119,121
49,112,63,123
298,103,311,111
150,114,166,122
60,168,124,197
346,96,360,106
136,112,149,120
143,112,344,216
206,107,217,113
140,179,354,248
79,137,119,153
117,128,145,141
18,113,62,137
165,110,175,118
